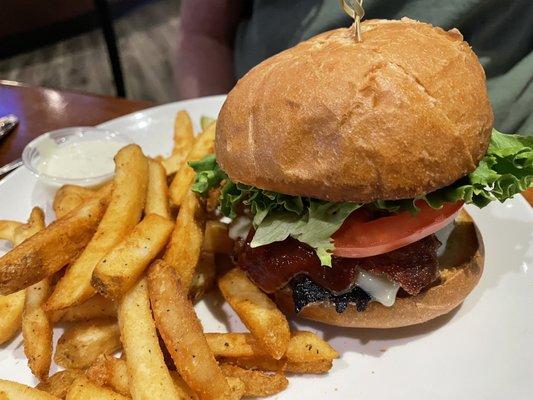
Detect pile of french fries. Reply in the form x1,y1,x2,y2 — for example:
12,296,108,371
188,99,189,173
0,111,339,399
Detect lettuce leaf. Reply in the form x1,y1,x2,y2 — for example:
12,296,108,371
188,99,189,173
251,202,361,266
191,129,533,266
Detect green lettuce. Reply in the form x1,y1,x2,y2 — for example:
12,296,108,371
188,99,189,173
191,129,533,266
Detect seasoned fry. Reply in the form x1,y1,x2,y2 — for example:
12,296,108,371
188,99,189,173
218,268,290,360
86,355,130,397
92,214,174,301
219,357,333,374
206,331,338,362
172,110,195,156
37,370,85,399
189,252,216,303
169,122,216,206
147,260,231,400
0,291,25,344
54,319,121,369
53,185,98,219
1,208,46,345
66,378,128,400
164,190,204,291
160,152,188,176
118,278,181,400
54,294,116,322
46,145,148,311
159,111,196,176
0,379,60,399
0,192,110,295
0,220,22,243
146,160,171,219
86,356,242,400
224,377,245,400
200,116,216,131
203,221,234,254
220,364,288,397
23,278,53,379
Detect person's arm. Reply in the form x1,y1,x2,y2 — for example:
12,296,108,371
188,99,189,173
175,0,244,100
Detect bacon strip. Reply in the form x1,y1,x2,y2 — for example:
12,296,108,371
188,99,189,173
238,234,440,296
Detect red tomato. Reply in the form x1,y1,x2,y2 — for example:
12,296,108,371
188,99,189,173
332,201,463,258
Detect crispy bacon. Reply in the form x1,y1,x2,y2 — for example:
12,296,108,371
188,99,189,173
238,234,441,296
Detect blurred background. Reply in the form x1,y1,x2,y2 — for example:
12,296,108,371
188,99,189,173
0,0,531,132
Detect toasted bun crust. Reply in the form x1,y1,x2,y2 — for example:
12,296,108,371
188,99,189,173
274,209,484,328
216,19,493,202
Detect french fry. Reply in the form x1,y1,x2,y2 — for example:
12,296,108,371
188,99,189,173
189,252,216,303
0,379,60,400
86,356,242,400
118,278,181,400
37,370,85,399
172,110,195,156
92,214,174,301
54,294,116,322
169,122,216,206
0,220,22,243
147,260,231,400
86,355,130,397
164,190,204,291
219,357,333,374
0,391,7,400
224,377,245,400
218,269,290,360
53,185,98,219
23,278,53,379
205,331,338,362
0,191,110,295
54,319,121,369
1,208,46,345
46,145,148,311
220,364,288,397
200,116,216,131
159,111,196,176
146,159,171,219
202,221,234,254
0,291,25,344
160,153,188,176
66,378,128,400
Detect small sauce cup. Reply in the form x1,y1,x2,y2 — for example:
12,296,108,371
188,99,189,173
22,127,132,187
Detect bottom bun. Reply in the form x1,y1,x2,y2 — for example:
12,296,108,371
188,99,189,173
274,209,484,328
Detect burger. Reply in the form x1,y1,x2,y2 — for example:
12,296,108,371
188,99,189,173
191,18,533,328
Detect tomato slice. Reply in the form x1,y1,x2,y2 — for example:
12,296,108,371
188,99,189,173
332,201,463,258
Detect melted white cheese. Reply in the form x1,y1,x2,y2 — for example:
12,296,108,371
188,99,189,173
228,216,252,240
435,221,455,257
357,269,400,307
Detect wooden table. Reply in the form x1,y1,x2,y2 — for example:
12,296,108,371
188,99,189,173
0,80,153,167
0,80,531,206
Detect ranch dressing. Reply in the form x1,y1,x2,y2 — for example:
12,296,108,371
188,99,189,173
36,139,125,179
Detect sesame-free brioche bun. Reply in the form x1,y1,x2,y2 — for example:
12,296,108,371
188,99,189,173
274,209,484,328
216,18,494,203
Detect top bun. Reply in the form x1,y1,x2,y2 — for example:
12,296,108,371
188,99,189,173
216,18,494,203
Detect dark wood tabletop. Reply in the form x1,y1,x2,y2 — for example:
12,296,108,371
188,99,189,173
0,80,153,167
0,80,531,206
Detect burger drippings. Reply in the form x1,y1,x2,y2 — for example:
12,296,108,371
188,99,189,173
290,275,371,313
238,233,441,296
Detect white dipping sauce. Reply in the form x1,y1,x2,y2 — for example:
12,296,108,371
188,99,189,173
357,269,400,307
36,139,125,179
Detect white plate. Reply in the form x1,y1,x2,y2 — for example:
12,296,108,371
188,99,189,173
1,96,532,399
